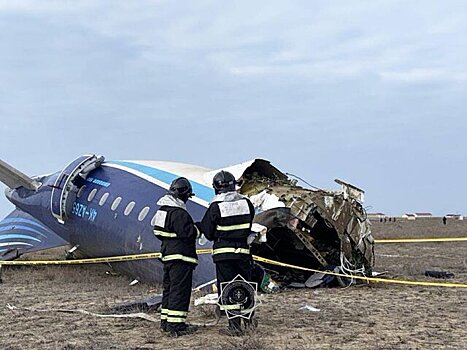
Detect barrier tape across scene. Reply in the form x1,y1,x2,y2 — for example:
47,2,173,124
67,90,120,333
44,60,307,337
1,246,466,289
374,237,467,243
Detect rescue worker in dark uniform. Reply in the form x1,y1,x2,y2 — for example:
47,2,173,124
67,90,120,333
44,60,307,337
153,177,200,337
197,170,256,335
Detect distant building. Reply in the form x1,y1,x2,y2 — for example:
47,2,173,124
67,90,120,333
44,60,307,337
402,213,416,220
445,214,464,221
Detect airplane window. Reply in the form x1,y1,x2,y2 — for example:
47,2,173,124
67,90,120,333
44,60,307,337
99,193,109,206
124,201,136,216
111,197,122,211
138,206,150,221
87,189,97,202
150,212,158,226
77,185,86,198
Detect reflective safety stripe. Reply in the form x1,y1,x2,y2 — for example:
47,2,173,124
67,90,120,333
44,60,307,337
216,223,251,231
161,254,198,264
212,248,250,255
219,304,241,310
167,309,188,317
153,229,177,238
161,308,168,320
166,317,185,323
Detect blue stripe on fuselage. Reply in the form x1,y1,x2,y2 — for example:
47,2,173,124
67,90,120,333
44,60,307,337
0,234,41,242
0,218,50,232
0,225,47,238
109,161,215,203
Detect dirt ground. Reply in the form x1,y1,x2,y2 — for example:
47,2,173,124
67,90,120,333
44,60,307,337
0,218,466,349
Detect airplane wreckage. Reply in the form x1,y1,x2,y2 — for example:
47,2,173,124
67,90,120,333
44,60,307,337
240,161,374,288
0,156,374,290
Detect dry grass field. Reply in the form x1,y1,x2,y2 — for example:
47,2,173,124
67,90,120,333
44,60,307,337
0,218,466,349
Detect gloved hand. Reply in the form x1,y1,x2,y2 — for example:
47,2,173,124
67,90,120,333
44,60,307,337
251,223,268,243
247,233,257,245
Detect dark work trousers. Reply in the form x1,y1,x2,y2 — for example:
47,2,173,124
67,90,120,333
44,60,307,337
216,258,254,331
161,261,194,332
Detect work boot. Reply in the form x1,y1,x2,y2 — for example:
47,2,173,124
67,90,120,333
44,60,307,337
184,324,200,332
167,324,198,337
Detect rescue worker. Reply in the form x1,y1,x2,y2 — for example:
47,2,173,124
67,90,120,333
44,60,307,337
153,177,200,337
197,170,256,335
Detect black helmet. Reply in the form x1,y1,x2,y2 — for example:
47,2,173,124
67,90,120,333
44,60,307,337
168,177,194,203
212,171,236,194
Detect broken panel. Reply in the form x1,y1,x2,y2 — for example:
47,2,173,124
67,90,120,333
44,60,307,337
238,161,374,285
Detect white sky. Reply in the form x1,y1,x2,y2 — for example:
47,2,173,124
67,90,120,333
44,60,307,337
1,0,466,217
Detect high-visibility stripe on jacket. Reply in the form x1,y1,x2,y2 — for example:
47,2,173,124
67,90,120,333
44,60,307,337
216,223,251,231
212,247,250,255
197,194,255,262
153,203,198,265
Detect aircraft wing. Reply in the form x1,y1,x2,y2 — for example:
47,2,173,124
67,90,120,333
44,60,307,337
0,209,69,260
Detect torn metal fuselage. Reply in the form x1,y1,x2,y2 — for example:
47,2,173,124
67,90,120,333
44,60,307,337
237,161,374,284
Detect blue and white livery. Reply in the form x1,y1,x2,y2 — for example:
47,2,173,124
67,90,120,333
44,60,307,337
0,155,265,285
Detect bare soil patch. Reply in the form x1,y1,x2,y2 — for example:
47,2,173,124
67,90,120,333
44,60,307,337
0,218,465,349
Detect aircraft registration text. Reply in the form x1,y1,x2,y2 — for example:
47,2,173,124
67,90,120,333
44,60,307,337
71,202,98,222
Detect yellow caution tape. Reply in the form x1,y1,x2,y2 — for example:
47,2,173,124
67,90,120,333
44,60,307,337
0,249,215,266
252,255,467,288
0,252,161,265
1,249,466,288
375,237,467,243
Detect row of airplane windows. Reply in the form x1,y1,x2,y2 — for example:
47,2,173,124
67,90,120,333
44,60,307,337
77,185,157,225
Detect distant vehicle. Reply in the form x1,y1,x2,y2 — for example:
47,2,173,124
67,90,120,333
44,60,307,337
0,155,374,286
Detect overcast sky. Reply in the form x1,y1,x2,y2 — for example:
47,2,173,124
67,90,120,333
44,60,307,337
1,0,466,218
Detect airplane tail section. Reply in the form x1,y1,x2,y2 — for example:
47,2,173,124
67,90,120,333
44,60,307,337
0,159,40,190
0,209,69,260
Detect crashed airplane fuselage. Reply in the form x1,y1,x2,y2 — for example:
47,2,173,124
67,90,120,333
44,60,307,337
0,156,374,286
